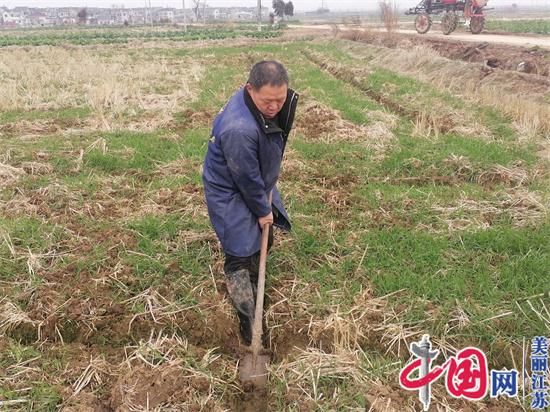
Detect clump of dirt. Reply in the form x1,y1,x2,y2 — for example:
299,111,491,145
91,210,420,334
1,181,81,221
269,322,311,362
0,298,39,339
233,388,269,412
176,107,216,129
294,99,341,137
424,37,550,77
443,154,475,179
365,110,400,148
0,162,26,185
21,161,54,175
174,304,243,356
0,117,87,136
294,96,398,151
60,392,109,412
14,286,126,345
364,381,417,411
443,156,531,187
266,279,404,362
477,162,529,187
108,364,210,410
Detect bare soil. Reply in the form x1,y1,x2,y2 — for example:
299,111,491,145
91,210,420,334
406,35,550,77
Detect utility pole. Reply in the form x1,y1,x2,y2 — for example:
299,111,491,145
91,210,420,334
144,0,148,25
257,0,261,32
182,0,187,31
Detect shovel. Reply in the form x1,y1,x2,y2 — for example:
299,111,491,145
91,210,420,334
238,222,271,388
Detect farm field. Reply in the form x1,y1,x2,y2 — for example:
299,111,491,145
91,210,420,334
0,26,281,47
0,27,549,411
485,19,550,35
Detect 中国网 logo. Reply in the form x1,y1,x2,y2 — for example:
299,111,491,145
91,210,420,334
399,334,549,410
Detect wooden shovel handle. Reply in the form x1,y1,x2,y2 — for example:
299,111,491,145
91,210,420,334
250,222,270,355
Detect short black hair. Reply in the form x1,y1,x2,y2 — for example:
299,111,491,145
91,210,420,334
247,60,289,90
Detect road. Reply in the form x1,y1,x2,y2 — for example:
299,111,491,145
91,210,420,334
290,24,550,50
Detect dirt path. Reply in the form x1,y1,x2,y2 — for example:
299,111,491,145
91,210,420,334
290,24,550,50
397,28,550,49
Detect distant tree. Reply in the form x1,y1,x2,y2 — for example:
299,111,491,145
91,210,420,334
511,3,518,10
284,1,294,18
192,0,206,21
272,0,285,20
192,0,201,21
379,1,398,33
77,7,88,25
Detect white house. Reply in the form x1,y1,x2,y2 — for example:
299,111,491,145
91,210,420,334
156,8,175,23
213,9,231,20
128,8,146,25
2,9,30,26
232,11,255,20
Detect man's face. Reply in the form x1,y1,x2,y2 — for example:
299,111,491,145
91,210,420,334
246,83,288,119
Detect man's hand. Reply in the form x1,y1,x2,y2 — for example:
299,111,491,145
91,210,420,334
259,212,273,228
258,191,274,227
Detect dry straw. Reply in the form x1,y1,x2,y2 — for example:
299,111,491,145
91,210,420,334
0,46,202,131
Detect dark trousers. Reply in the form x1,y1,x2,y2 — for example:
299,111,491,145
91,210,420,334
224,225,273,287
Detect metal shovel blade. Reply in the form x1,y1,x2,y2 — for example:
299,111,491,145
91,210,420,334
239,353,270,388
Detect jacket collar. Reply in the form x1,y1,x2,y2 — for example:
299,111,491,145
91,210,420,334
243,86,299,139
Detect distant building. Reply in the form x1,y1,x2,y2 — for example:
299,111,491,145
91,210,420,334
57,7,78,25
128,8,146,25
156,8,175,23
213,9,231,20
208,7,267,21
29,10,48,26
2,8,29,26
0,5,269,28
235,11,255,20
113,8,130,25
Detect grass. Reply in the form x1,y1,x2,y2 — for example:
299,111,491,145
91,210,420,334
309,42,525,140
0,107,91,125
0,28,548,411
486,19,550,35
329,38,550,139
289,56,384,124
0,26,282,47
377,130,536,177
84,131,184,172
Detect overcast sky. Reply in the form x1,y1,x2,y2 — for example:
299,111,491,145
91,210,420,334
0,0,545,11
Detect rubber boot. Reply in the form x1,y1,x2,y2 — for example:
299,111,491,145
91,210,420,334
225,268,255,346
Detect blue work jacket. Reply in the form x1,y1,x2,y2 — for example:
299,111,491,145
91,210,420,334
202,87,298,257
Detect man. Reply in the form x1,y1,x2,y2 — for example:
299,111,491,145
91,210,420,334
464,0,473,18
202,61,298,345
